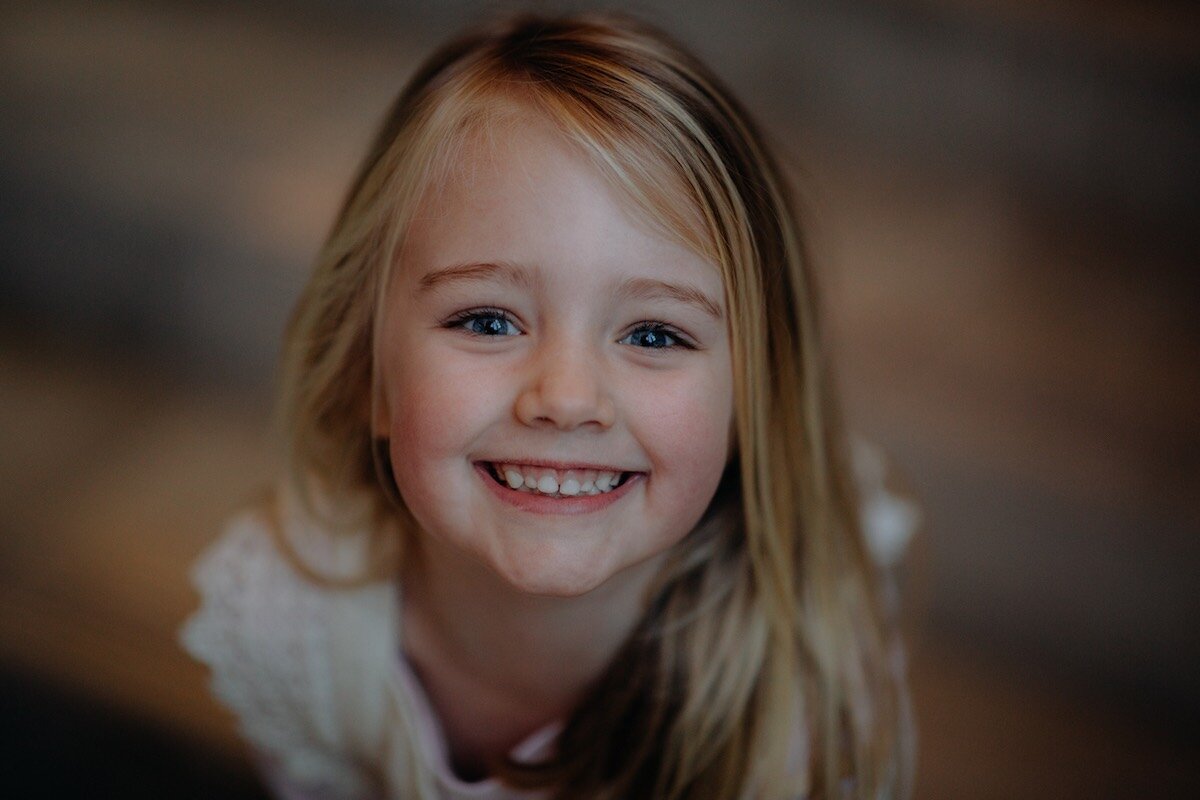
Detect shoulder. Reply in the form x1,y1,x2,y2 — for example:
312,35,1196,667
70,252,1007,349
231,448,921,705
849,439,920,791
850,437,920,573
181,501,322,682
179,489,388,798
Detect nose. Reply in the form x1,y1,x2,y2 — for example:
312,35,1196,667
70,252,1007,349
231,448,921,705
514,337,616,431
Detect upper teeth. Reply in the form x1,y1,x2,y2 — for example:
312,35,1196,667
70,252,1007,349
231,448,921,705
492,463,626,496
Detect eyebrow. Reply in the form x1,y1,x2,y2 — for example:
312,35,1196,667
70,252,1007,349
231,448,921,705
418,260,540,293
615,276,724,321
417,260,724,320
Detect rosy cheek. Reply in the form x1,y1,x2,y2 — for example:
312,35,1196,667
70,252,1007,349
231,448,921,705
646,371,731,455
388,353,486,457
640,390,730,507
393,385,454,455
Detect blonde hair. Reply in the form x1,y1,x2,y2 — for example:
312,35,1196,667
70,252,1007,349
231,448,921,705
277,11,910,799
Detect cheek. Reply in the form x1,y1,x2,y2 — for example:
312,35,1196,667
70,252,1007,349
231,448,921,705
382,350,490,532
632,369,733,513
381,347,490,458
658,400,730,466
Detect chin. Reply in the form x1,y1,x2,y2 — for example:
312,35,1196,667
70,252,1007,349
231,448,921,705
489,551,616,598
498,567,611,599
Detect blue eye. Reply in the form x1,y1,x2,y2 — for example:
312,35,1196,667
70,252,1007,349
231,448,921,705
445,309,691,350
621,323,690,350
447,308,520,337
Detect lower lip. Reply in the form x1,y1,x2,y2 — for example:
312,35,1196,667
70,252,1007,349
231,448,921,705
474,463,643,515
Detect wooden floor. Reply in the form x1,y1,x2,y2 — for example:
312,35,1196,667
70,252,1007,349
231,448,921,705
0,1,1197,797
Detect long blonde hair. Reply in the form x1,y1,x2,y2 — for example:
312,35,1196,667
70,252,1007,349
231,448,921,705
277,11,910,799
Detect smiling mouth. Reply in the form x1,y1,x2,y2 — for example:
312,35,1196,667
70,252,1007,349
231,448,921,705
481,462,635,498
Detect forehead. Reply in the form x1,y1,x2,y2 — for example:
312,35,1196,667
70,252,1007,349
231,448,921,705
398,109,722,296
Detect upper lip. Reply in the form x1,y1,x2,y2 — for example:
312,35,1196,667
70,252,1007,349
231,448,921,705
477,458,643,473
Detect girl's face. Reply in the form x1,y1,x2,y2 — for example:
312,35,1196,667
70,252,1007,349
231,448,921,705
374,114,734,597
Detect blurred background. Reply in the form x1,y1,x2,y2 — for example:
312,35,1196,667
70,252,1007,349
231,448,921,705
1,0,1197,796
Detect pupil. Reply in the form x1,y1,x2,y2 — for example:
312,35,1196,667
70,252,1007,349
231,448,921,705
475,317,504,335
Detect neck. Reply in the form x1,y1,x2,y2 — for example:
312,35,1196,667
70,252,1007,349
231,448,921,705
400,534,657,728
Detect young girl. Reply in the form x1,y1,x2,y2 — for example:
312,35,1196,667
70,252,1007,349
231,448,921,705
182,11,915,800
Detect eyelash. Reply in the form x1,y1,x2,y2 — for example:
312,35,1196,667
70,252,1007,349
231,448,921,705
443,307,695,350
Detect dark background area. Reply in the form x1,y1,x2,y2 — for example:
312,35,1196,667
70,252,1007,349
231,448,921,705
1,1,1197,796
